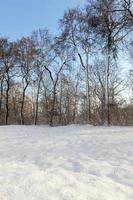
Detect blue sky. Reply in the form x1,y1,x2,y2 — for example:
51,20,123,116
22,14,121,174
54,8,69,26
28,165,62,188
0,0,86,41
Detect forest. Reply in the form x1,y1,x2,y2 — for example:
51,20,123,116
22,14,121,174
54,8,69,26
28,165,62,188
0,0,133,126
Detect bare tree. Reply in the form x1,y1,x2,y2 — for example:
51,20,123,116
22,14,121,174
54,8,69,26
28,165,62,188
59,8,94,123
0,38,16,124
88,0,128,125
15,37,36,125
31,29,57,125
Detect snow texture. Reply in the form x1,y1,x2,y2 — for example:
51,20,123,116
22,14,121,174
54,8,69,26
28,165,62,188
0,125,133,200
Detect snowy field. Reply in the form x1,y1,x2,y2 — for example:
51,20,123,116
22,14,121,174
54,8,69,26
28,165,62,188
0,125,133,200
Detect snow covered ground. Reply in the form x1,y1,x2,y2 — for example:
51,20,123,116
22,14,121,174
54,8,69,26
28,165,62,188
0,125,133,200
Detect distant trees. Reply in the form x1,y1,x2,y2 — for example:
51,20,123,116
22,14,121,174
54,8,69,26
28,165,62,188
0,0,133,126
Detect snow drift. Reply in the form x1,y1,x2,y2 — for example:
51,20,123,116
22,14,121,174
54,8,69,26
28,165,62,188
0,125,133,200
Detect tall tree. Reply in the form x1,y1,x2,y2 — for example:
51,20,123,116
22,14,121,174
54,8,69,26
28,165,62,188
31,29,55,125
0,38,15,125
88,0,128,125
59,8,94,122
15,37,36,125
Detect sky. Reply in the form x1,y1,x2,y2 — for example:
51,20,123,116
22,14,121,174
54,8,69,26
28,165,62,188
0,0,86,41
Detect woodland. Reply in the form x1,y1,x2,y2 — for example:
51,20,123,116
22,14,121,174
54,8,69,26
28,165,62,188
0,0,133,126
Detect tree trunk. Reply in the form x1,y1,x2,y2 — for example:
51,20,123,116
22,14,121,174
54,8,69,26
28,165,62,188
86,64,91,123
0,79,3,123
5,77,10,125
104,47,110,126
59,81,63,124
49,87,56,127
20,82,29,125
34,78,41,125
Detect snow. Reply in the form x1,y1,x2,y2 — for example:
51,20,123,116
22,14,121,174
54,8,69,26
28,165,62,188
0,125,133,200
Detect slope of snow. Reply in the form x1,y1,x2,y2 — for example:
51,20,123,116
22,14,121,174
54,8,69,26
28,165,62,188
0,125,133,200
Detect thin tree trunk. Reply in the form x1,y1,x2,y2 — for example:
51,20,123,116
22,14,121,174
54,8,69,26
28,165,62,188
66,90,70,124
34,78,41,125
105,47,110,126
20,81,29,125
5,76,10,125
59,81,63,124
86,82,91,122
49,87,56,127
0,79,3,123
72,80,78,122
86,63,91,123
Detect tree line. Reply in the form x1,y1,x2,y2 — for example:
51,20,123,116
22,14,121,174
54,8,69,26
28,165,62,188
0,0,133,126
